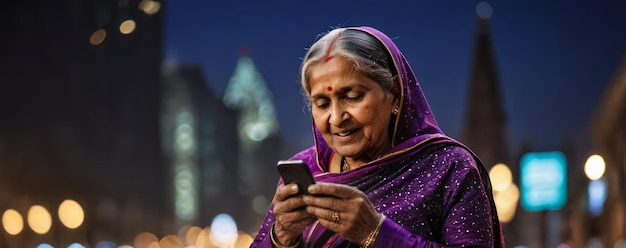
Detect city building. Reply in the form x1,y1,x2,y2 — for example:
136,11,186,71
0,0,166,246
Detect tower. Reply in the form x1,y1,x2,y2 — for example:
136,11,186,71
223,49,283,232
461,4,509,170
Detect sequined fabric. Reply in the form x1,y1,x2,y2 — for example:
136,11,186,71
251,26,504,248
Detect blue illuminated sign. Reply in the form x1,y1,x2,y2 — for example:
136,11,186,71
520,151,567,211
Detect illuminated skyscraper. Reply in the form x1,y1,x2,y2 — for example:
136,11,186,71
223,53,283,232
161,60,242,229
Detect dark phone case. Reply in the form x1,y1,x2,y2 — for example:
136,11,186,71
276,160,315,195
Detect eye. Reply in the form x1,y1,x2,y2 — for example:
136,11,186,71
313,98,330,109
346,93,363,101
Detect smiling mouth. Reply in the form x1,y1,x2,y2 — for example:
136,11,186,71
335,129,356,137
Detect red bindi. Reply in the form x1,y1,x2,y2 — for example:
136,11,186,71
327,86,333,91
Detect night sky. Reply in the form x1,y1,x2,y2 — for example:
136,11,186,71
164,1,626,156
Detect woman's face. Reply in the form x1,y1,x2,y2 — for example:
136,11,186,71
307,56,395,161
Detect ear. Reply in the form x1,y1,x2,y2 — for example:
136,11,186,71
390,75,402,105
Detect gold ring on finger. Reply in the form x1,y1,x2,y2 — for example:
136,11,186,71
331,212,340,223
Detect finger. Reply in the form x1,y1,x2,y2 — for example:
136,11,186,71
303,194,346,212
275,183,299,201
275,196,307,213
306,205,343,225
273,212,315,241
306,206,344,234
275,208,306,223
307,182,359,199
275,206,313,229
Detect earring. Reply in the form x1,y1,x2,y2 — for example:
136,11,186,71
393,106,399,115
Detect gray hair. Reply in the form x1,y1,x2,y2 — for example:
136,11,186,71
300,28,397,96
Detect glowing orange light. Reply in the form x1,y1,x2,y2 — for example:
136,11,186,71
196,227,217,248
234,231,254,248
493,183,520,223
2,209,24,235
90,29,106,45
58,199,84,229
160,234,183,248
139,0,161,15
183,225,203,246
27,205,52,234
134,232,159,248
119,20,136,34
489,163,513,192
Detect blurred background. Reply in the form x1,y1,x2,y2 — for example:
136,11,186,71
1,0,625,247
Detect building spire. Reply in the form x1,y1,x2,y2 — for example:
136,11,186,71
461,2,509,169
223,50,278,144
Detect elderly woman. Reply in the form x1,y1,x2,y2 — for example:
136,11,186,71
252,26,504,247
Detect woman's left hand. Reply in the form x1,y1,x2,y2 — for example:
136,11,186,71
302,182,381,245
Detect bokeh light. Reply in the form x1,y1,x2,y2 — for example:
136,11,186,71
160,234,183,248
493,183,520,223
234,231,254,248
36,244,54,248
210,213,238,247
58,199,85,229
195,227,216,248
584,154,606,180
489,163,513,192
134,231,159,248
89,29,106,45
476,2,493,19
588,178,607,216
490,163,520,223
27,205,52,234
252,195,269,214
2,209,24,235
119,20,136,34
95,241,118,248
67,243,86,248
139,0,161,15
181,225,202,246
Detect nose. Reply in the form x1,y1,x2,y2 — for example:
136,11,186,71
328,102,346,126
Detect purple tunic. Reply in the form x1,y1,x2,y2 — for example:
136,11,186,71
251,26,504,248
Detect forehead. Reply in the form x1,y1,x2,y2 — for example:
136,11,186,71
307,56,358,85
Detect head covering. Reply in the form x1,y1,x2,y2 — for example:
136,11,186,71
311,26,444,171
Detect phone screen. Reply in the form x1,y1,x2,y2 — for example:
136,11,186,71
276,160,315,195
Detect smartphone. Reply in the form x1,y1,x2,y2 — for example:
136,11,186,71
276,160,315,196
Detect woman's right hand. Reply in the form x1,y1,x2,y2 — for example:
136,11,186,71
272,183,317,245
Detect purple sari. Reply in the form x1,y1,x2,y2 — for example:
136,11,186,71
252,26,504,248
